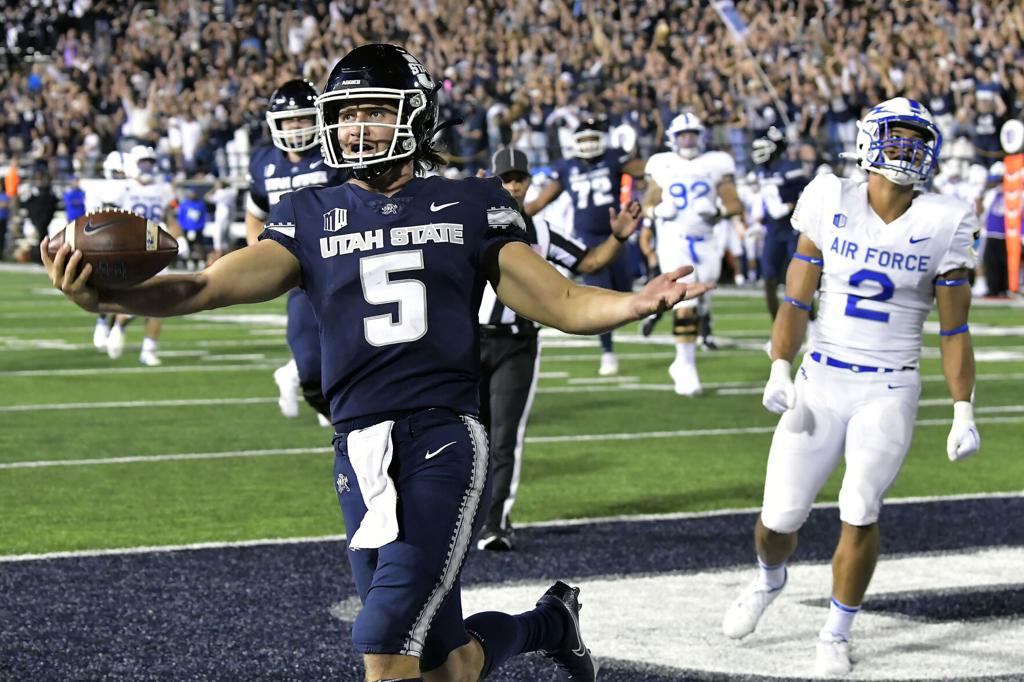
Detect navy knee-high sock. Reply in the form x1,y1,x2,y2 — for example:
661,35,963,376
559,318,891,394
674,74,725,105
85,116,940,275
465,607,565,677
599,332,613,352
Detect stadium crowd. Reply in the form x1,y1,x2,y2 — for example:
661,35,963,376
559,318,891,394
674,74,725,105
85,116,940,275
0,0,1023,258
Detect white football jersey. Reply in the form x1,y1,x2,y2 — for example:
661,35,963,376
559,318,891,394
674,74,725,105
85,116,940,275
793,173,977,369
646,150,736,237
117,181,175,223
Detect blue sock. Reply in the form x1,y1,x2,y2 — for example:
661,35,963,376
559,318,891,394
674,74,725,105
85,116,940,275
599,332,613,352
465,607,565,677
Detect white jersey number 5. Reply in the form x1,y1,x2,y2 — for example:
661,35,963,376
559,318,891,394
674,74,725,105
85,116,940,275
360,251,427,346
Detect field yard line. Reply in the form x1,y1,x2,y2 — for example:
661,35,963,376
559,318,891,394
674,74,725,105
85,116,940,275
5,415,1022,470
3,491,1020,563
0,397,277,412
0,363,281,377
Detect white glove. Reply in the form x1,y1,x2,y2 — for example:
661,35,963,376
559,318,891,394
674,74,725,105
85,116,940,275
946,401,981,461
653,201,678,219
692,196,720,223
176,235,190,258
762,358,796,414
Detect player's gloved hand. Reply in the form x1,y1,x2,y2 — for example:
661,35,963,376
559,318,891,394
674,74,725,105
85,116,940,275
692,196,720,224
176,235,190,259
762,358,797,414
946,401,981,461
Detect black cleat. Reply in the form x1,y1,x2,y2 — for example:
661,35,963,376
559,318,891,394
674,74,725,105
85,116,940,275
476,529,513,551
537,581,598,681
640,312,661,337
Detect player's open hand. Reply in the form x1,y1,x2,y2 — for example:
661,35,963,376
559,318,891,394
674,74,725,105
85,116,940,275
630,265,715,319
40,237,99,312
609,200,642,241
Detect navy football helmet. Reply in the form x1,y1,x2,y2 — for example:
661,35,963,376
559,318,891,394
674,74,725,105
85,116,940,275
316,44,438,179
751,126,787,166
571,114,609,160
266,79,320,153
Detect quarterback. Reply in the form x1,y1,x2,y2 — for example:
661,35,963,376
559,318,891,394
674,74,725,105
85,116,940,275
721,98,980,676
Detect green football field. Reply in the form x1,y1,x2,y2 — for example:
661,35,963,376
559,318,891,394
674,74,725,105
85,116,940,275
2,265,1022,557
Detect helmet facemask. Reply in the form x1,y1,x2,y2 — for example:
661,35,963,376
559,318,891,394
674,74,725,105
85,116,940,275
317,88,427,175
266,108,320,153
571,130,607,160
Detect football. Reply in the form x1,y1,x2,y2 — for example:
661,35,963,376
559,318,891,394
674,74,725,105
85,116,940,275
46,209,179,289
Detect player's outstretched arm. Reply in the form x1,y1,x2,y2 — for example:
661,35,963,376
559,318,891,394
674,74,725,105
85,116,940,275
494,241,714,335
522,179,562,217
575,201,642,274
935,268,980,460
41,238,299,317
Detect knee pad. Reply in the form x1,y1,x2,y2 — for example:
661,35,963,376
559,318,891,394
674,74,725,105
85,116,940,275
300,382,331,419
672,311,698,337
760,505,811,535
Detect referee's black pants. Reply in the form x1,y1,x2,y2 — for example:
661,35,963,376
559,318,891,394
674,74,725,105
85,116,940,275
478,331,540,535
983,236,1009,296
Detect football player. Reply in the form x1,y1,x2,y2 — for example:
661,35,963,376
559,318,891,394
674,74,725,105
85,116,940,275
44,43,712,682
642,112,743,395
721,98,980,676
91,150,132,351
524,114,646,376
245,79,347,425
106,145,181,367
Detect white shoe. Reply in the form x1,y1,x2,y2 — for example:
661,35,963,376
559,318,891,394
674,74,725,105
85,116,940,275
273,361,300,419
92,321,109,350
721,572,787,639
106,326,125,359
317,413,332,428
139,350,161,367
816,634,852,676
668,360,702,396
598,352,619,376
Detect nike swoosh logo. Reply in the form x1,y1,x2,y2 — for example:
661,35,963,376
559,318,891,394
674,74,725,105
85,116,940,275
430,201,460,212
887,384,910,389
425,441,457,460
908,236,930,244
310,160,323,169
83,218,126,235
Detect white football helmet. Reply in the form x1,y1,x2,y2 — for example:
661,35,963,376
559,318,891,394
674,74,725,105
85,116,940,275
571,114,609,160
848,97,942,185
129,145,159,183
666,112,705,159
102,151,127,179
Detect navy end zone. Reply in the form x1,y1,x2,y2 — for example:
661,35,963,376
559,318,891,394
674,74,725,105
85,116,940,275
2,496,1023,681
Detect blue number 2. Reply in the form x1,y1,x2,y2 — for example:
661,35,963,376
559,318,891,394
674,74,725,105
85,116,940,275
844,268,893,322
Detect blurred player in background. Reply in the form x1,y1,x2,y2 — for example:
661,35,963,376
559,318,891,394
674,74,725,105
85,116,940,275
176,187,208,270
722,98,980,676
476,148,642,551
91,150,132,350
205,179,238,261
245,78,347,425
525,113,646,376
105,145,181,366
642,112,742,395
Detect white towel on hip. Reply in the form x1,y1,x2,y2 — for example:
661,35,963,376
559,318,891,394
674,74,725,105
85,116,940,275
346,420,398,550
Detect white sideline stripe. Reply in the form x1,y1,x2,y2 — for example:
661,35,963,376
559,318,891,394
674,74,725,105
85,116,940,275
0,397,277,412
0,363,281,377
5,414,1022,470
3,491,1021,564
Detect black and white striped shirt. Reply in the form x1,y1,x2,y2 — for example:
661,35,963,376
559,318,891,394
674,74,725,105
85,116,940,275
478,214,588,334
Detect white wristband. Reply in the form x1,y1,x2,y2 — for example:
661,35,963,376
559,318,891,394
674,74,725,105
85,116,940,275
769,358,792,380
952,401,974,421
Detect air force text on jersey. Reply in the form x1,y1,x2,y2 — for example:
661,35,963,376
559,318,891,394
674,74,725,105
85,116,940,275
320,223,465,258
829,237,932,273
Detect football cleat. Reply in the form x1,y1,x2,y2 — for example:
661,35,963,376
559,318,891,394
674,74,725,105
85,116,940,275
640,312,661,337
476,529,513,552
537,581,598,681
92,320,109,350
816,634,852,676
598,352,618,377
273,361,300,419
668,360,702,396
721,570,787,639
106,325,125,359
139,350,161,367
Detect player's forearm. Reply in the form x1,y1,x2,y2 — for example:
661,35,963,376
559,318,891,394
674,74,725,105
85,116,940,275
769,303,807,362
940,334,976,402
576,235,624,274
97,274,211,316
554,283,637,335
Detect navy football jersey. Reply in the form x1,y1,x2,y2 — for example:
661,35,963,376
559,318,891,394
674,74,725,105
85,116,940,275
758,158,810,232
550,148,631,241
246,145,348,220
259,176,529,423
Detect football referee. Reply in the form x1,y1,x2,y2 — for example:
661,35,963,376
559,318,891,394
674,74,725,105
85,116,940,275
477,148,643,550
